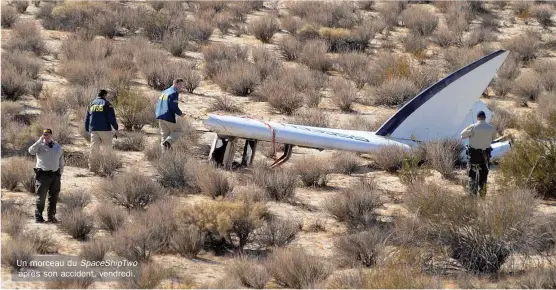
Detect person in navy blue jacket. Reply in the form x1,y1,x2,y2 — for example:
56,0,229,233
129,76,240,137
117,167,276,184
156,79,185,150
84,89,119,169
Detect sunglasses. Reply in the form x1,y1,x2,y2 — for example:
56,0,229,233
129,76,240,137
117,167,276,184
43,133,52,136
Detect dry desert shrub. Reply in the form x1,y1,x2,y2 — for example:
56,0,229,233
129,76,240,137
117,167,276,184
288,2,358,29
374,77,418,107
214,61,260,96
252,165,297,202
0,120,36,155
280,15,303,35
95,204,127,233
1,4,19,28
423,138,464,178
538,92,556,121
60,191,92,210
292,108,329,127
227,259,270,289
402,32,427,55
101,172,167,210
1,201,27,236
210,96,243,113
204,276,243,289
22,229,58,254
157,151,199,192
215,11,234,35
260,78,304,115
532,59,556,92
60,209,94,241
340,114,388,132
1,236,35,272
112,220,164,262
332,152,360,175
33,112,72,144
6,20,46,55
294,156,332,187
1,49,43,101
366,53,412,87
330,78,358,112
465,27,498,47
504,31,540,62
119,262,170,289
249,16,280,43
113,132,145,152
194,162,233,198
39,2,118,38
88,148,122,177
370,145,412,173
254,217,301,248
401,5,438,36
334,228,390,267
433,26,461,48
517,266,556,289
80,238,110,262
531,4,554,27
338,52,371,89
444,46,485,72
252,46,281,80
46,276,94,289
266,248,333,288
490,104,516,135
299,39,333,72
325,180,383,230
170,224,204,258
1,156,35,191
203,43,249,78
114,88,153,131
513,71,543,103
318,26,370,53
137,50,199,92
377,2,405,28
279,35,303,60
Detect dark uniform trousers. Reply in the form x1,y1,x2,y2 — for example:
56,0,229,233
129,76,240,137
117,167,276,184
34,169,61,219
467,148,490,197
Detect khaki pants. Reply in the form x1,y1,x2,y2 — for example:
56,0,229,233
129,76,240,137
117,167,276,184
89,131,113,169
159,120,183,148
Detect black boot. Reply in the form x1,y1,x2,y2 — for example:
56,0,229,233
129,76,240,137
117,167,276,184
47,215,58,223
36,215,45,223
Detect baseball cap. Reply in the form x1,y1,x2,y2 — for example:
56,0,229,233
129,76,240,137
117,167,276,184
43,129,53,135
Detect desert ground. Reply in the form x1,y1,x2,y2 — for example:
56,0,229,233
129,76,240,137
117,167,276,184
1,1,556,289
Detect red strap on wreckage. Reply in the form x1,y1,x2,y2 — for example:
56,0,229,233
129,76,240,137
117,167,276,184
240,115,277,159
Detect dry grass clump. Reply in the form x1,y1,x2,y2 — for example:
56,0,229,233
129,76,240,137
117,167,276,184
513,71,543,104
288,2,358,29
227,259,270,289
101,172,167,210
1,4,19,28
1,236,35,272
170,225,204,258
299,39,333,72
370,145,411,173
88,148,122,177
157,151,199,192
80,238,110,262
531,4,554,28
433,26,462,48
253,165,297,202
21,230,58,254
331,78,359,112
113,132,145,152
266,248,333,288
210,96,243,113
60,209,94,241
203,43,249,77
374,77,418,107
292,108,329,128
1,120,36,155
504,30,540,62
340,114,388,132
214,61,260,96
334,228,389,267
516,266,556,289
1,157,35,192
332,152,360,175
254,217,301,247
95,204,127,233
366,53,411,87
423,138,464,178
60,191,92,211
162,30,190,57
1,201,28,236
6,20,46,55
403,32,427,55
249,16,280,43
280,15,303,35
532,59,556,92
194,162,233,198
252,46,282,80
377,2,405,29
118,262,170,289
1,49,43,101
294,156,332,187
338,52,371,89
137,49,200,92
401,5,438,36
325,180,383,230
279,35,303,60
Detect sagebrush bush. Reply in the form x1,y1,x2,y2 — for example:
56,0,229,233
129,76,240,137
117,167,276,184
294,156,332,187
517,267,556,289
401,5,438,36
114,89,152,131
61,209,94,241
497,54,521,80
366,53,412,87
1,157,35,191
253,165,297,202
513,71,543,103
403,32,427,55
1,5,19,28
292,108,329,128
444,46,484,72
260,77,305,115
252,46,281,80
370,145,411,173
203,43,249,78
332,152,360,175
80,239,109,262
465,27,497,47
249,16,280,43
531,4,554,27
194,162,233,198
490,104,516,135
6,20,46,55
33,112,72,144
101,172,167,210
504,31,540,62
377,2,404,28
434,26,461,48
538,92,556,121
113,132,145,152
338,52,371,89
60,191,92,210
266,248,333,288
1,120,36,155
331,78,358,112
1,49,43,101
325,180,383,230
88,148,122,177
119,262,169,289
532,59,556,92
299,39,333,72
162,30,191,57
1,201,27,236
254,217,301,247
214,61,260,96
210,96,243,113
288,2,358,29
335,228,389,267
112,221,164,262
227,259,270,289
157,150,199,191
423,138,464,178
95,204,127,233
22,230,58,254
1,236,35,272
280,35,303,61
170,225,204,258
280,15,303,35
374,77,418,107
46,276,95,289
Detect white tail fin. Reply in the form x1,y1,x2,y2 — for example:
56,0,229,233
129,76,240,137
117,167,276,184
376,50,509,142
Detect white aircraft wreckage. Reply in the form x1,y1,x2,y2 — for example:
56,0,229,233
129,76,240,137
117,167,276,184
203,49,512,169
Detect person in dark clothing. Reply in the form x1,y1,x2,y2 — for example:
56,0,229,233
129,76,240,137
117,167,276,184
28,129,64,223
84,89,119,169
155,79,185,150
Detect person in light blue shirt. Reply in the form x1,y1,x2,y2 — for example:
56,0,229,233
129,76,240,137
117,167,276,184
156,79,185,150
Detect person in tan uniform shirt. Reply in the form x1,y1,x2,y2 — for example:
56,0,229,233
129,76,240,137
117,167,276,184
461,111,496,197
